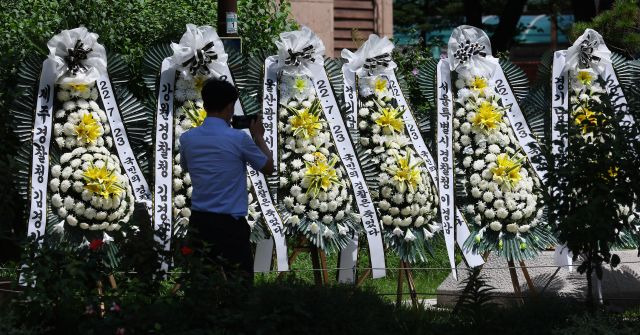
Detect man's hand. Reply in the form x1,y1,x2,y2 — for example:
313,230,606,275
249,115,274,175
249,116,265,141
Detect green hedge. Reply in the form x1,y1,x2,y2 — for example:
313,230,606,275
0,0,296,261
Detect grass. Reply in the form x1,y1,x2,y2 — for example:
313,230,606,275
255,237,462,301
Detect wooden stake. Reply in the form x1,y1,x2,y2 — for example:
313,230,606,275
403,261,419,308
396,264,405,307
319,249,330,285
310,245,323,286
97,280,105,317
519,260,537,296
108,275,117,290
506,260,524,304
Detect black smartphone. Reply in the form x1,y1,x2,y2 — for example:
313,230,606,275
231,114,258,129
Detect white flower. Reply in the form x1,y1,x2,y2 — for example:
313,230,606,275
484,209,496,219
309,210,319,221
310,222,320,234
291,159,303,169
393,218,402,226
173,178,184,191
52,222,65,234
482,191,494,203
389,207,400,215
392,193,404,204
283,196,294,207
174,195,186,207
393,227,403,236
511,210,523,221
322,215,333,224
489,221,502,231
496,208,509,219
518,225,530,233
404,229,416,242
473,160,486,171
290,185,302,197
288,215,300,225
66,215,78,226
382,215,393,225
335,210,345,220
506,223,518,233
415,216,425,227
181,208,192,217
293,204,305,214
337,224,348,235
103,233,114,244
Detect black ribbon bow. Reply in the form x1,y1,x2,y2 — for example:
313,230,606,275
453,39,487,64
182,41,219,76
578,33,601,68
284,45,315,67
64,39,93,75
363,53,392,74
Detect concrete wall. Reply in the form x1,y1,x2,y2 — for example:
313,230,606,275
290,0,335,55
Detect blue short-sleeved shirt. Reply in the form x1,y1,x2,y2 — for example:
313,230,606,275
179,117,267,217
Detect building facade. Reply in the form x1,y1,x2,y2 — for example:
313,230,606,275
289,0,393,56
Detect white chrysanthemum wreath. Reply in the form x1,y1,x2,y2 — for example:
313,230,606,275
278,74,360,251
355,75,439,262
453,72,545,254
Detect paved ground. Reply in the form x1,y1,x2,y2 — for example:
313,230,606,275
436,250,640,308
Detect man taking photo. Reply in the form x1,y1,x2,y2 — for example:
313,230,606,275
179,79,273,284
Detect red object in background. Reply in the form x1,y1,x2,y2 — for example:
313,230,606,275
181,246,194,256
89,239,103,251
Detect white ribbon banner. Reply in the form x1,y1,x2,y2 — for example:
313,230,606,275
338,65,360,283
341,64,358,131
27,58,57,242
435,59,457,279
153,58,176,272
550,51,573,270
309,62,386,279
97,75,152,211
489,58,548,182
383,70,484,268
220,63,288,272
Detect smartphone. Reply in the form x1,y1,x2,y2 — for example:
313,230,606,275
231,114,258,129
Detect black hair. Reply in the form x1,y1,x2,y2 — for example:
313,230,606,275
201,78,239,113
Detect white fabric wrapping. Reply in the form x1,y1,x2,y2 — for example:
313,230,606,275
153,58,177,273
447,25,497,78
564,29,611,75
436,59,458,279
341,34,396,78
170,24,229,79
47,27,107,83
275,26,325,77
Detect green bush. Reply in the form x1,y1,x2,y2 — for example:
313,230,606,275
0,0,296,261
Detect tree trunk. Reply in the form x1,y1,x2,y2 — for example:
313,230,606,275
463,0,483,28
490,0,527,53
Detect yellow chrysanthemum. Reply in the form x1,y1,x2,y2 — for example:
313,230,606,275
182,101,207,128
491,153,523,188
373,77,388,96
375,106,404,134
69,83,90,93
470,76,488,91
608,166,619,178
294,77,307,93
303,153,341,198
472,101,502,132
386,149,423,193
193,75,207,93
573,106,598,134
83,164,124,199
74,113,102,145
576,70,594,86
289,100,323,139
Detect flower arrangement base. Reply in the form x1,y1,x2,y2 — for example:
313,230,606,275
278,237,330,286
395,261,419,308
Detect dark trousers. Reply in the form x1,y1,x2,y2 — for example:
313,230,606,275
189,211,253,284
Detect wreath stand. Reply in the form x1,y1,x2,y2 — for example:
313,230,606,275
478,252,537,304
278,236,330,286
97,274,118,316
354,245,419,308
